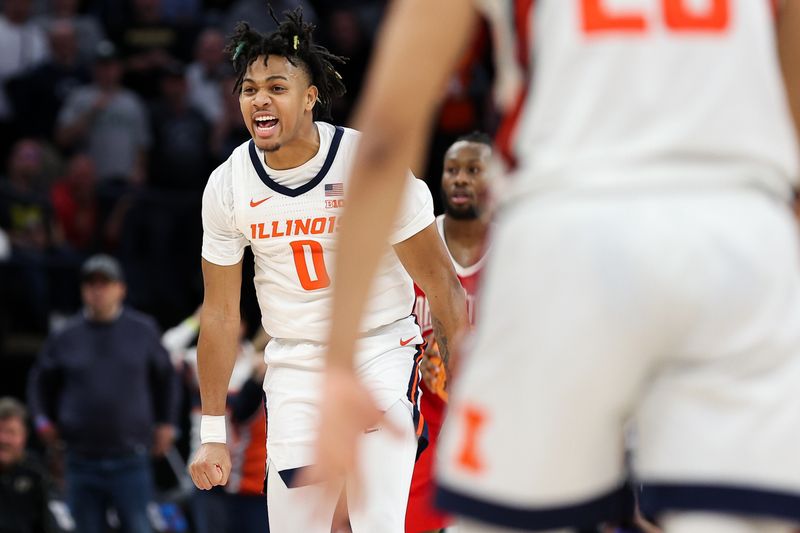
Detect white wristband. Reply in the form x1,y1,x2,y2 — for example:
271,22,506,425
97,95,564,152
200,415,226,444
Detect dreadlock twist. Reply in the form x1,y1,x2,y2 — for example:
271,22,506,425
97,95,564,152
224,7,347,121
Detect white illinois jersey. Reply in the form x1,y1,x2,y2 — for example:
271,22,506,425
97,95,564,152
202,122,434,349
487,0,798,198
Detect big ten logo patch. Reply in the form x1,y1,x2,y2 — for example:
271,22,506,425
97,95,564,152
325,199,345,209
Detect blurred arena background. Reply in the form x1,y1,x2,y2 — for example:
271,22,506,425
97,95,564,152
0,0,499,530
0,0,499,391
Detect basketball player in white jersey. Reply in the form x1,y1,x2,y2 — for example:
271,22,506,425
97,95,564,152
407,132,494,533
187,9,468,532
311,1,800,532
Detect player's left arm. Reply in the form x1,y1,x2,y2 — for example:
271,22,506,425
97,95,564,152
394,223,468,368
324,0,478,370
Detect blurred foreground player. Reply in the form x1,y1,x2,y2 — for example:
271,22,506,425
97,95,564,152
407,132,493,533
314,1,800,532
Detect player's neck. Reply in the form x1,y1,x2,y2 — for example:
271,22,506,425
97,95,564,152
264,121,320,170
443,216,488,267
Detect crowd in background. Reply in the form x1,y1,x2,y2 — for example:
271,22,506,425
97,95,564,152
0,0,496,530
0,0,496,359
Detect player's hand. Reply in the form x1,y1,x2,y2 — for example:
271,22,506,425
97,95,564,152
298,366,400,504
421,336,447,397
189,443,231,490
421,335,440,387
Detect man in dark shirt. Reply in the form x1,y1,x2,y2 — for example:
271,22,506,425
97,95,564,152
0,397,49,533
27,254,177,533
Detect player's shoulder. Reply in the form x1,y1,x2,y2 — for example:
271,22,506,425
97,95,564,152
338,124,361,140
315,121,360,147
320,122,360,148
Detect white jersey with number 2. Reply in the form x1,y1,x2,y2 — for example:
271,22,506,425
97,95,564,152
493,0,798,198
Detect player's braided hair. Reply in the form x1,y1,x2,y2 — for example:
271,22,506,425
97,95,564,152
455,130,494,147
224,7,347,121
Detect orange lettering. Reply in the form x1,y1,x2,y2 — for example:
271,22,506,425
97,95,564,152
310,217,326,235
258,223,269,239
271,220,284,238
456,405,487,474
582,0,646,34
664,0,728,31
250,223,257,239
583,0,730,34
295,218,310,235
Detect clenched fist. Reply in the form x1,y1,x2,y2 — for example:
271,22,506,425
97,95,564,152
189,443,232,490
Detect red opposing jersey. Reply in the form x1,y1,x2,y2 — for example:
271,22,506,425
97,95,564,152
406,215,487,532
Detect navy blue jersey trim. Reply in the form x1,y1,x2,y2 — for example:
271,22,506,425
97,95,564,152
405,343,428,461
435,483,632,530
639,483,800,523
248,126,344,197
277,466,314,488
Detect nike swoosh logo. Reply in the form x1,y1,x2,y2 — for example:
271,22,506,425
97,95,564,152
400,336,416,347
250,196,272,207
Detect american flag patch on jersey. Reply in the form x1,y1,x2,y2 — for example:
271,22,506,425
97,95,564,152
325,183,344,197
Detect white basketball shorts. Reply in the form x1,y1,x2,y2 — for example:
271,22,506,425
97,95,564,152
435,188,800,530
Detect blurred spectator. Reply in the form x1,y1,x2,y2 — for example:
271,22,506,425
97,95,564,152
0,0,50,162
211,70,249,161
50,153,98,253
35,0,106,65
163,310,268,533
0,397,51,533
186,27,225,124
27,254,177,533
0,139,55,331
160,0,202,24
0,139,50,241
424,24,494,212
55,41,150,185
222,0,316,36
7,20,91,140
113,0,198,99
148,62,211,191
315,6,371,124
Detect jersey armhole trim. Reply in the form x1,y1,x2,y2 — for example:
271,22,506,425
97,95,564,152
247,126,345,198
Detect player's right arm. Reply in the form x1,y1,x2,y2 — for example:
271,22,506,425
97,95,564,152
188,259,242,489
189,162,249,489
394,223,467,370
778,0,800,148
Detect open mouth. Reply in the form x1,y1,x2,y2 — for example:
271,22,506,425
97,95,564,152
254,115,279,137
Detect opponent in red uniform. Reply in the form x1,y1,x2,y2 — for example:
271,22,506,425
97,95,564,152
406,132,493,533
